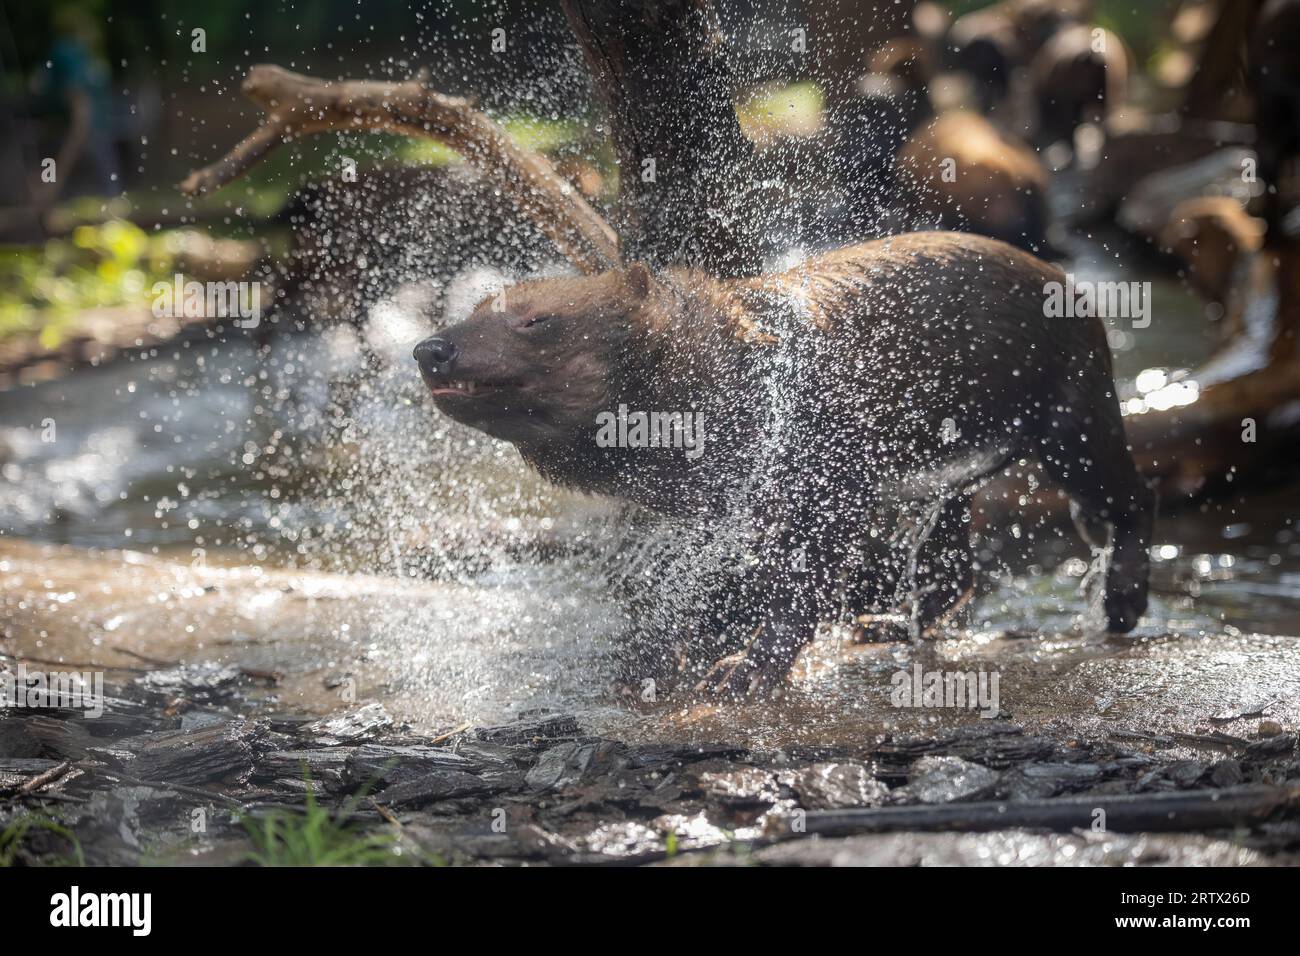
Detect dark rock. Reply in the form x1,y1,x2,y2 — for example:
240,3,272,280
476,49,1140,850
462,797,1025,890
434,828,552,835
1208,759,1245,788
1136,767,1174,791
0,717,44,758
125,720,262,787
778,762,889,810
475,714,580,747
1169,760,1208,788
268,776,324,795
345,743,480,787
379,769,522,807
696,767,781,807
997,762,1104,800
85,713,181,739
44,784,198,865
1087,779,1143,796
262,714,318,735
400,815,574,863
1107,754,1159,770
257,748,357,790
20,715,99,760
877,724,1059,769
302,703,393,745
135,663,245,703
525,739,628,791
74,693,157,718
178,710,235,733
898,756,999,804
626,742,749,769
451,741,530,770
1136,760,1215,791
0,757,62,774
1245,734,1297,759
1022,762,1103,785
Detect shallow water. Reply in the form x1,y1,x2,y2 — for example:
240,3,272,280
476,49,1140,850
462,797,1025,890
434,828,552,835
2,241,1298,749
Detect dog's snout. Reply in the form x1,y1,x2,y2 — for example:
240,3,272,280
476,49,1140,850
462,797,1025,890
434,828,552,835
413,337,457,373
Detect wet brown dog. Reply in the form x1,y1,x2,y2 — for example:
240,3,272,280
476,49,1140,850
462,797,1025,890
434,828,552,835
414,232,1153,697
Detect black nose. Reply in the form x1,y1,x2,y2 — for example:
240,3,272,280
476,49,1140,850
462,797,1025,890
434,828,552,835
413,337,456,374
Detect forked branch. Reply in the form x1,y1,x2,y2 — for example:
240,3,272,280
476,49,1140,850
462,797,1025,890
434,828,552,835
180,65,620,274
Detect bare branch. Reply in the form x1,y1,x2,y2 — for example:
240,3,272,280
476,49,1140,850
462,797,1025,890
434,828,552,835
180,65,620,274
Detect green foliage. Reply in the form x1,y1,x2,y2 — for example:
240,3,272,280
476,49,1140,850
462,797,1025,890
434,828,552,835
239,773,414,867
0,813,86,867
501,115,584,154
735,81,825,139
942,0,1177,65
1091,1,1180,64
0,219,177,347
394,114,584,168
0,110,582,351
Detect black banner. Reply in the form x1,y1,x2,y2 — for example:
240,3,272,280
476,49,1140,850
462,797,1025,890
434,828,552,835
0,864,1285,941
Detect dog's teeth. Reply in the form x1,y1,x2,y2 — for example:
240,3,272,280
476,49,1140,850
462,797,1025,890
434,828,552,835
438,380,480,394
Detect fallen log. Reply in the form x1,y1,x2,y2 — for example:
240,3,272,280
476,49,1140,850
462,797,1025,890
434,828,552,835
776,783,1300,838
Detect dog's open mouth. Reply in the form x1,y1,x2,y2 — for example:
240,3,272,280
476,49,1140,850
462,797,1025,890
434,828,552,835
425,379,513,398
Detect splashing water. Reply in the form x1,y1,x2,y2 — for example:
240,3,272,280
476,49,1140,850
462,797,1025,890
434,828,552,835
902,495,948,641
0,0,1295,749
1077,542,1113,635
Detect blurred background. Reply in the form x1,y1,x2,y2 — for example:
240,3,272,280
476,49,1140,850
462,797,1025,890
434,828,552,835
0,0,1208,214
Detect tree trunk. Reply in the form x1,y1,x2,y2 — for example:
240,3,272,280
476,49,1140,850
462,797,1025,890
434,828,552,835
1182,0,1267,121
561,0,767,276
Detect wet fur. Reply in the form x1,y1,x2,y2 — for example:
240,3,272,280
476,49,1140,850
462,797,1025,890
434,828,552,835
420,232,1153,696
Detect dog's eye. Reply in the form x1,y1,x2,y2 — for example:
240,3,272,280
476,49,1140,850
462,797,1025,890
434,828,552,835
522,314,554,328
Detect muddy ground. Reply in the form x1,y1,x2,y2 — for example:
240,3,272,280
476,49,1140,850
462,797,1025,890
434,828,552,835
3,539,1299,866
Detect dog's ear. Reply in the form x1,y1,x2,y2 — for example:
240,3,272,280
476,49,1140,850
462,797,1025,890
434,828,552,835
623,261,652,301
